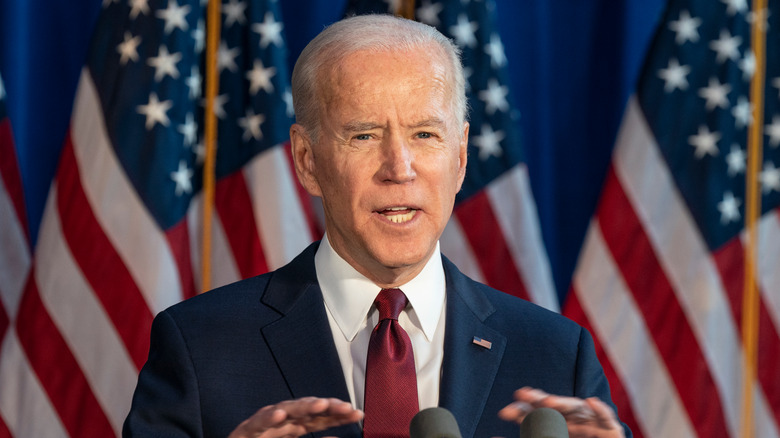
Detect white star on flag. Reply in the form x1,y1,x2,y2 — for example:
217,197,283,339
223,0,247,27
479,78,509,115
129,0,149,19
710,29,742,64
417,0,443,26
186,66,201,100
669,10,701,44
137,92,173,130
766,115,780,147
117,32,141,65
739,51,756,80
193,19,205,53
246,59,276,95
689,124,720,158
178,112,197,147
726,144,746,176
147,45,182,81
238,109,265,141
155,0,190,34
472,124,505,160
731,96,753,128
450,15,478,48
760,161,780,194
170,160,194,196
721,0,748,16
484,34,507,68
658,58,690,92
698,77,731,110
717,191,742,224
252,12,284,49
218,41,241,73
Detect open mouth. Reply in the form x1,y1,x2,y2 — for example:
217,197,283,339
378,207,418,224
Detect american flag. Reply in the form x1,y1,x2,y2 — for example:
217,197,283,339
0,72,35,437
346,0,558,311
0,0,317,435
567,0,780,437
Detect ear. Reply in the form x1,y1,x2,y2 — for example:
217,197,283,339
290,123,323,197
456,122,469,191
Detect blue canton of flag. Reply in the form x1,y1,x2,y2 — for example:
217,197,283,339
638,0,780,251
90,0,293,231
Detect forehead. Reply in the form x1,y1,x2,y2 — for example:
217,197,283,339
318,46,454,118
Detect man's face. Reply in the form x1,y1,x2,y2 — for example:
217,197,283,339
291,46,468,286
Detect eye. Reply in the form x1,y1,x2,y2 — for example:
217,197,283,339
416,132,433,139
354,134,372,141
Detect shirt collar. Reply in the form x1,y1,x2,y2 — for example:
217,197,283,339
315,234,446,342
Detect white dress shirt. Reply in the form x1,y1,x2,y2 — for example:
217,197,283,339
314,234,447,412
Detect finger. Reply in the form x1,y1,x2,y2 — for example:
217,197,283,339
512,387,549,407
497,401,532,423
585,397,621,429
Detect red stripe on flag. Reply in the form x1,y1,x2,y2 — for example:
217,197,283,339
57,135,152,369
454,190,530,301
598,167,729,438
563,292,645,438
0,414,11,438
712,237,780,424
165,218,197,300
0,118,29,239
283,141,322,239
215,171,268,279
16,273,114,436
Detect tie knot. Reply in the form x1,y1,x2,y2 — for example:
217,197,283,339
374,288,408,321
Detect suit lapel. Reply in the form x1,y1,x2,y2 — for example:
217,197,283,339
438,258,506,438
259,244,362,438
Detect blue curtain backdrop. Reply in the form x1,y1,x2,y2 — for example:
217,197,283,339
0,0,666,301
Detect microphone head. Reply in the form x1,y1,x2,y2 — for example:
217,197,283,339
520,408,568,438
409,407,462,438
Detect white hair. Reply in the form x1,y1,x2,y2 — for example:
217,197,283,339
291,14,467,141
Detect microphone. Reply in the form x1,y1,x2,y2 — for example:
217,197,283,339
519,408,569,438
409,407,462,438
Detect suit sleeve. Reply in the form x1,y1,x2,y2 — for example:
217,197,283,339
574,327,633,438
123,310,203,438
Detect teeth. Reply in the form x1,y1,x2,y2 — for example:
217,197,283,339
387,210,416,223
386,207,409,211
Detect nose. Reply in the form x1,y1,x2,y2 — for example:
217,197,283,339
379,135,416,184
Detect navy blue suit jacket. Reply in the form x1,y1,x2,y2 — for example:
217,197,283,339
124,243,629,437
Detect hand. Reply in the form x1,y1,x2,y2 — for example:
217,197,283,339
228,397,363,438
498,387,625,438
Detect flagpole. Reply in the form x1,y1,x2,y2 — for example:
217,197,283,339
396,0,415,19
742,0,767,436
201,0,221,293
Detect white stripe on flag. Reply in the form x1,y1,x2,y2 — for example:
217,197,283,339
486,164,558,311
758,213,780,332
244,145,315,270
614,97,779,438
574,222,697,438
440,217,486,284
188,193,242,292
71,69,182,314
0,173,29,317
0,328,68,437
35,186,139,434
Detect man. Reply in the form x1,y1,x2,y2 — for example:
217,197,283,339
124,14,630,438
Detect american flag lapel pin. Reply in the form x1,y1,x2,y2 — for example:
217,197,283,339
472,336,492,350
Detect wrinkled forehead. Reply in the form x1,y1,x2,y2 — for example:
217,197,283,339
316,46,458,116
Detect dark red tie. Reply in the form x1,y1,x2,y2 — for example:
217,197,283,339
363,288,419,438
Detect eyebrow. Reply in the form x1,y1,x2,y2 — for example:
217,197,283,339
342,121,384,132
341,118,447,132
